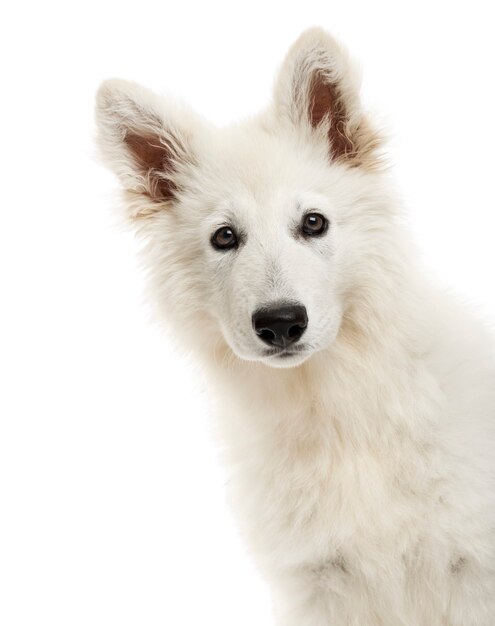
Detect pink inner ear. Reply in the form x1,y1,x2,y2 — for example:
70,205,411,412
124,132,178,201
309,71,355,162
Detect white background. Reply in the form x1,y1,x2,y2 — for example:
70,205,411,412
1,1,494,625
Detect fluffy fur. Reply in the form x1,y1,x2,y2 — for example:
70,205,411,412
96,28,495,625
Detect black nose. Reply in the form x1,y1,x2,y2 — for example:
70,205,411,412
252,304,308,348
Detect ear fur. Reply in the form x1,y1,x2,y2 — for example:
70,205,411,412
274,28,382,169
95,79,197,217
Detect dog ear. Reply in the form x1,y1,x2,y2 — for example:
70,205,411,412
273,28,382,169
95,79,197,217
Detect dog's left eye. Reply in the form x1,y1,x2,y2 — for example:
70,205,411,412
301,212,328,237
211,226,238,250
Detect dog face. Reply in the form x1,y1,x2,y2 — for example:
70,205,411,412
96,29,388,368
187,134,345,368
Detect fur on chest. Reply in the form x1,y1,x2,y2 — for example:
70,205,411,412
225,406,444,573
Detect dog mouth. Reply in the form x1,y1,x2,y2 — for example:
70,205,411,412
262,344,307,359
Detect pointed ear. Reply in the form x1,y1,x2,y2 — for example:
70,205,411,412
274,28,382,169
95,79,197,217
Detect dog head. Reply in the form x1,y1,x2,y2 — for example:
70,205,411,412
96,28,393,369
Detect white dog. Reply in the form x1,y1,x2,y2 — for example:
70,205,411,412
96,28,495,626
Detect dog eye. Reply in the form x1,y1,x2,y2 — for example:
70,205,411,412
211,226,238,250
301,212,328,237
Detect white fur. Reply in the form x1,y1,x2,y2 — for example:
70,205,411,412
96,28,495,625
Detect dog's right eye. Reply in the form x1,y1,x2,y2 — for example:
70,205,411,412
211,226,238,251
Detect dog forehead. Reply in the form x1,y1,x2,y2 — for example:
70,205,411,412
197,125,331,214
